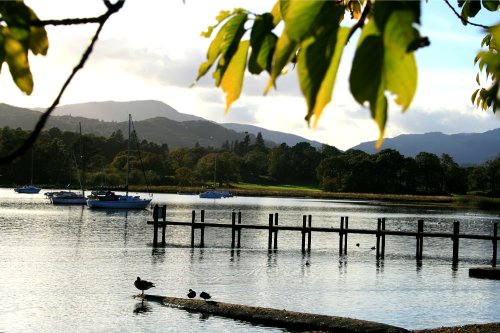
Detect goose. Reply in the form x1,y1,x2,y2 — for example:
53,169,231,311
187,289,196,298
134,277,155,296
199,291,211,300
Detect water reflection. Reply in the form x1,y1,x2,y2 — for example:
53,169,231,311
133,300,152,315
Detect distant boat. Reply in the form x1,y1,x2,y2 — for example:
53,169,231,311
199,191,222,199
14,185,41,194
15,148,41,194
50,123,87,205
87,115,152,209
50,190,87,205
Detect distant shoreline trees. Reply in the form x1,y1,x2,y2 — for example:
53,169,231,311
1,126,499,196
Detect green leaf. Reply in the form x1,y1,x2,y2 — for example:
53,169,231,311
374,0,421,30
350,33,384,106
265,27,298,94
248,13,275,74
283,0,325,41
296,3,344,122
372,80,388,149
221,40,250,112
197,13,248,82
471,88,480,105
310,27,350,127
384,11,418,111
482,0,500,11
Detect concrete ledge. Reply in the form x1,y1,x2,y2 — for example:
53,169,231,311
469,267,500,280
142,294,408,332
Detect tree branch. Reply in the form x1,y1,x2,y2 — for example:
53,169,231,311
443,0,492,29
346,0,371,45
0,0,126,165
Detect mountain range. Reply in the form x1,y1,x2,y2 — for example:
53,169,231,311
2,100,500,165
352,130,500,165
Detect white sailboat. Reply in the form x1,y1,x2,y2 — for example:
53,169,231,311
87,115,152,209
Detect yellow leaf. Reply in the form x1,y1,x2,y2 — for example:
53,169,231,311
3,27,33,95
221,40,249,113
28,7,49,55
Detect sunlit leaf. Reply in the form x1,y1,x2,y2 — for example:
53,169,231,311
471,88,479,104
3,27,33,94
197,12,248,81
28,7,48,56
283,0,325,41
310,27,350,127
373,81,388,149
221,40,249,113
270,1,282,26
384,11,418,111
0,31,5,74
211,13,248,86
348,0,362,19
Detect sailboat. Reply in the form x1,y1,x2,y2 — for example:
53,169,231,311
14,148,41,194
87,115,152,209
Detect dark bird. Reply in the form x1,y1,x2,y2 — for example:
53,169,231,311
134,277,155,296
187,289,196,298
199,291,211,300
356,243,360,247
371,246,376,250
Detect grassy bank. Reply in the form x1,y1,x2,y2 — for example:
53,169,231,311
127,184,500,210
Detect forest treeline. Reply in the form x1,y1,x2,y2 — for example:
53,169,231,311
1,126,499,196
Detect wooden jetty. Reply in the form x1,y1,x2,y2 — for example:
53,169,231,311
147,205,499,267
469,267,500,280
140,294,408,332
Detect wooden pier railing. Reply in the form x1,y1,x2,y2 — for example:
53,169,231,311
147,205,499,267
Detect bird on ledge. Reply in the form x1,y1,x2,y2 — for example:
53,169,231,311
134,277,155,297
187,289,196,298
199,291,211,300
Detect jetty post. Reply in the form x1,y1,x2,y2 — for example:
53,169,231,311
339,217,344,255
301,215,307,252
191,210,196,248
452,221,460,265
152,204,167,247
416,220,424,261
381,218,386,259
344,216,349,255
274,213,279,249
493,222,498,267
231,211,236,248
200,210,205,248
268,214,274,249
376,218,381,258
308,215,312,251
237,210,242,248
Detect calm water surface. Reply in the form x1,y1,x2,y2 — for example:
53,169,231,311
0,188,499,332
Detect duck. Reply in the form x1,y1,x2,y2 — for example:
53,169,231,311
134,277,155,296
199,291,211,300
187,289,196,298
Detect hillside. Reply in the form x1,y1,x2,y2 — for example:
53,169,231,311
0,102,319,149
352,129,500,165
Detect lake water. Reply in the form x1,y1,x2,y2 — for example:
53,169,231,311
0,188,499,332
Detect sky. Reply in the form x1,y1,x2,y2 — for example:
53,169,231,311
1,0,500,150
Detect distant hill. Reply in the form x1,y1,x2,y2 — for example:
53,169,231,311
0,101,322,149
221,123,323,148
351,129,500,165
35,100,205,122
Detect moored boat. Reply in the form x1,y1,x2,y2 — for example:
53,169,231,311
199,191,223,199
14,185,41,194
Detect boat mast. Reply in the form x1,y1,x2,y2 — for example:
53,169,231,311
126,114,131,197
79,122,85,197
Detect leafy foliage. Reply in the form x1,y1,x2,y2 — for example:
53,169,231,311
0,1,48,95
197,0,500,147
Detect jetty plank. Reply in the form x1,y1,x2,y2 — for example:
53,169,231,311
142,294,408,332
469,267,500,280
